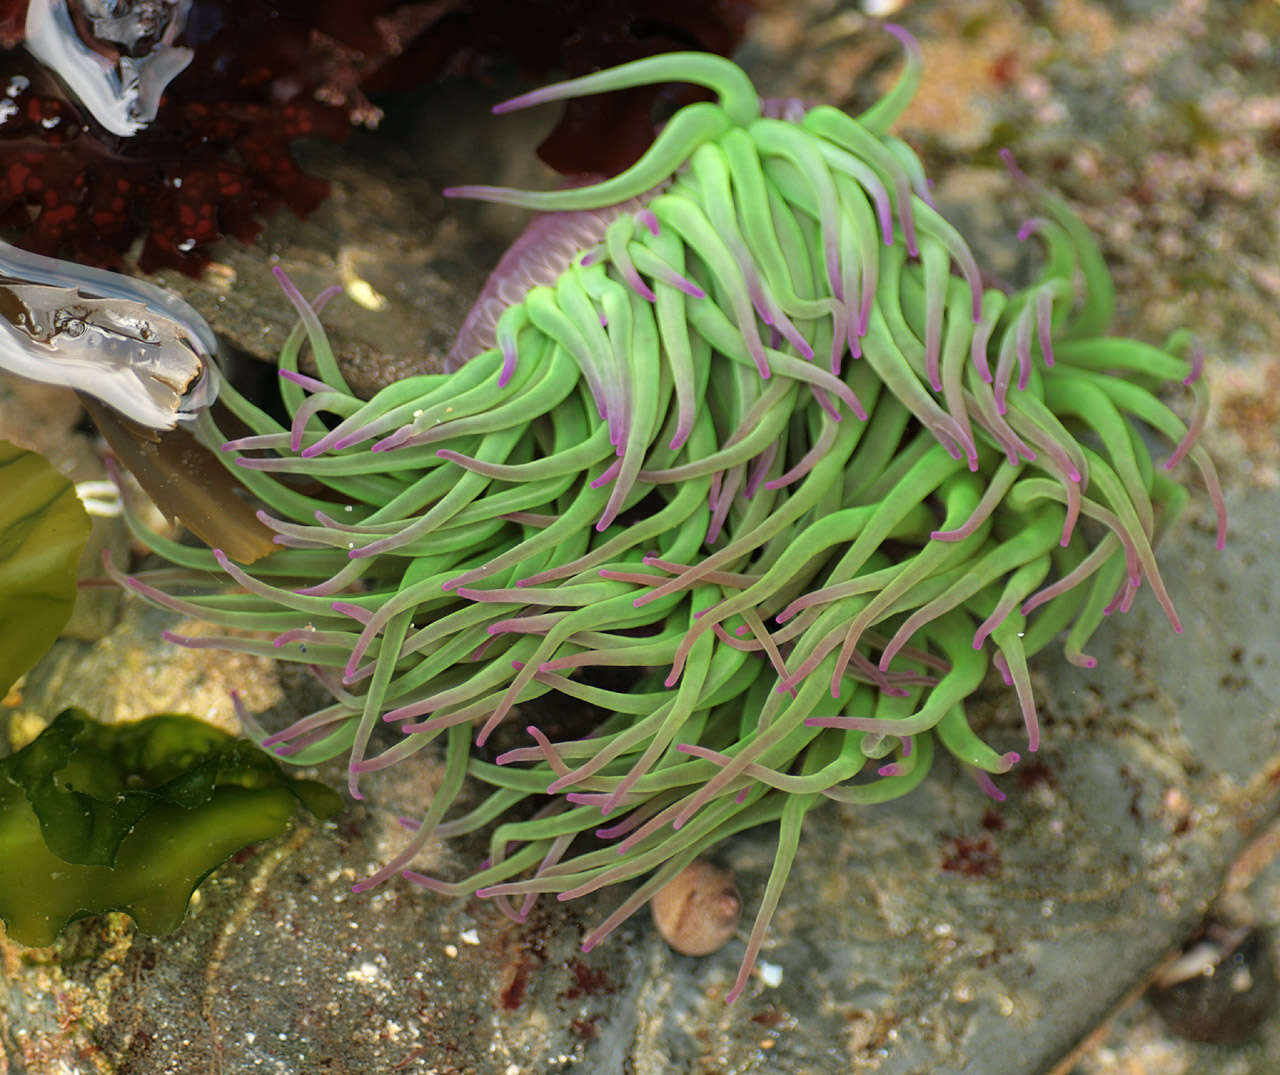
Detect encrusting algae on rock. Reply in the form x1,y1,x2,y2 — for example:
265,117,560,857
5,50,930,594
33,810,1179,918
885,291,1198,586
108,28,1225,1003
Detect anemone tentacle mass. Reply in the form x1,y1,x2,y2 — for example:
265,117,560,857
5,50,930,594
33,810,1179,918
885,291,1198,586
110,31,1225,1004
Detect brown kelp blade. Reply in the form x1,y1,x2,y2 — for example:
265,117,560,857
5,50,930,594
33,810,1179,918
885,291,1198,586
82,395,276,564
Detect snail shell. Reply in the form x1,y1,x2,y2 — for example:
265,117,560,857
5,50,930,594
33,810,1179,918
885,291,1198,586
24,0,195,138
650,859,741,957
0,239,218,429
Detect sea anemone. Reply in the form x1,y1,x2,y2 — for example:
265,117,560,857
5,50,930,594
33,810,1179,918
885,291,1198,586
108,28,1225,1004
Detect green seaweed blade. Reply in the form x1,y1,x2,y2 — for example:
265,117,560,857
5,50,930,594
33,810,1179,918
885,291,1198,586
0,709,342,946
0,440,92,698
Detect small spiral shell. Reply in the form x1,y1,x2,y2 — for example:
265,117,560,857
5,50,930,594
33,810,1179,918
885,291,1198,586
651,860,742,957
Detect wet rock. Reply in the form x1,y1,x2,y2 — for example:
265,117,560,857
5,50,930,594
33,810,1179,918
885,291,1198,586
1148,924,1277,1045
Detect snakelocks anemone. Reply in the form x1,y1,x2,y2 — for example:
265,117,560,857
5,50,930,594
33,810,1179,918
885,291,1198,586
109,27,1226,1003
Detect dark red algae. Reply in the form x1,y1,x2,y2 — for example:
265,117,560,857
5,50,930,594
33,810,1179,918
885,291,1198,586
1,0,352,273
0,0,752,274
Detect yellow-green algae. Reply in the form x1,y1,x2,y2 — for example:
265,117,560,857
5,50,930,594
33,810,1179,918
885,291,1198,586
0,708,340,946
0,440,91,698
